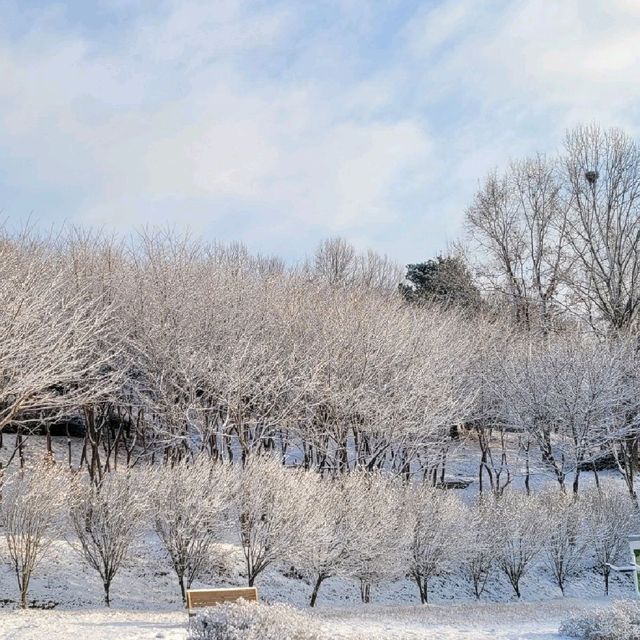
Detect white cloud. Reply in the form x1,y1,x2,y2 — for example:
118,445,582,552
0,0,640,262
0,1,435,255
396,0,640,259
408,0,640,122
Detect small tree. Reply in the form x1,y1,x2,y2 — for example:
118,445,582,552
1,462,68,608
234,457,317,587
582,483,635,595
407,485,463,603
539,489,584,595
151,460,234,602
298,475,352,606
495,491,541,598
345,471,406,603
461,496,498,599
69,471,147,606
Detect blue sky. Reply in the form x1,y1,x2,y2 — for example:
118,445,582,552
1,0,639,262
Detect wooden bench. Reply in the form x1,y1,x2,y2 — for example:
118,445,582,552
186,587,259,617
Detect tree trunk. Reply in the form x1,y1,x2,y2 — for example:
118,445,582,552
572,469,580,496
309,574,326,607
104,580,111,607
413,574,428,604
360,580,371,603
17,567,29,609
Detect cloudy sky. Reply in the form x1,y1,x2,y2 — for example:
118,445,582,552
1,0,639,262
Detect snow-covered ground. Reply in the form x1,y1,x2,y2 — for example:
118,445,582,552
0,598,615,639
0,531,635,639
0,435,637,639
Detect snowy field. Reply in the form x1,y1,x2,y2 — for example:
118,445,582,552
0,437,638,639
0,391,634,640
0,598,612,639
0,531,634,639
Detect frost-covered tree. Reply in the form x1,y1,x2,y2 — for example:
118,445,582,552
151,460,234,602
0,228,119,461
582,483,635,594
461,496,499,599
233,457,318,587
69,471,147,606
563,124,640,332
344,472,406,603
466,154,568,332
1,462,68,608
298,475,352,606
406,485,464,603
496,334,630,494
538,488,585,595
494,491,542,598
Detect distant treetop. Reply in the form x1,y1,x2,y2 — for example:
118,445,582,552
400,255,481,309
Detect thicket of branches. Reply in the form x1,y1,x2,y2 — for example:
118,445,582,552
0,222,486,484
0,459,635,608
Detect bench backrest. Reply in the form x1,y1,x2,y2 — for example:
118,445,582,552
186,587,258,611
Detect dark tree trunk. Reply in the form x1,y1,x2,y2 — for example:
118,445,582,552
309,574,326,607
413,574,429,604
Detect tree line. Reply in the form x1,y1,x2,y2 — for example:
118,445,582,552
0,458,634,609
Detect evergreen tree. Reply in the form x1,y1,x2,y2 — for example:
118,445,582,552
400,255,480,308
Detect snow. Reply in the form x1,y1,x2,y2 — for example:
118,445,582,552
0,532,633,639
0,609,184,640
0,437,637,638
0,598,612,639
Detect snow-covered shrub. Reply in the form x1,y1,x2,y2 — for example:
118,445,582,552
582,483,635,595
188,601,322,640
406,484,464,603
1,461,69,609
560,600,640,640
150,460,235,602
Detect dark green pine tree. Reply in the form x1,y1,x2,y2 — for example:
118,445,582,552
400,255,481,308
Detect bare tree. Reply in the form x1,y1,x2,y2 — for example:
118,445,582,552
233,457,318,587
0,228,119,455
1,462,68,608
406,485,464,603
151,460,234,602
461,496,498,599
312,237,357,286
498,333,637,495
538,488,584,595
494,491,541,598
563,125,640,332
344,471,407,603
466,155,568,333
298,475,353,607
582,483,635,595
69,471,147,606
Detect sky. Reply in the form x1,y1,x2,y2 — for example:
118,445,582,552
0,0,639,263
